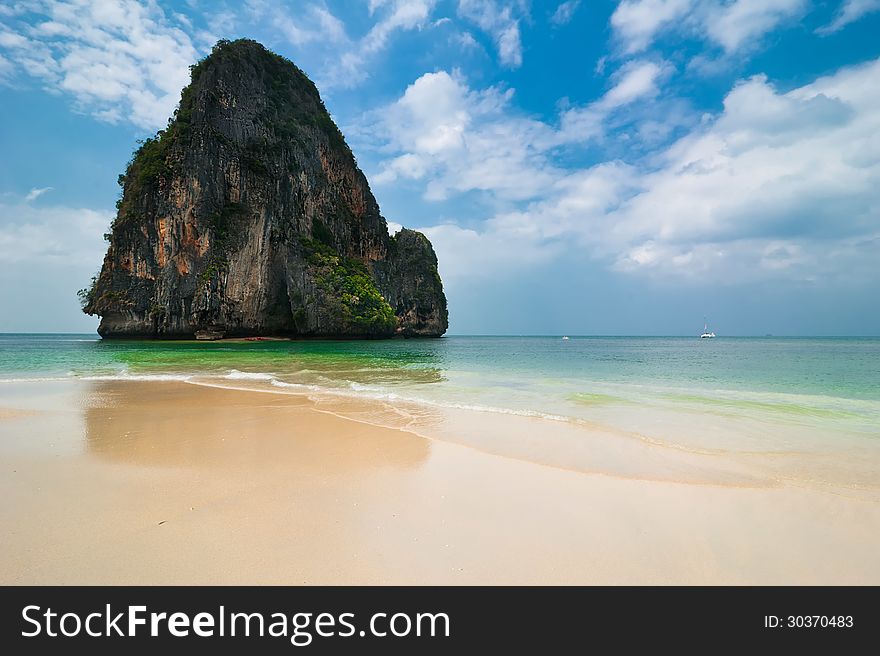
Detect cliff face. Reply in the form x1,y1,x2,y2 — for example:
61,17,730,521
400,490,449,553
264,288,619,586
375,229,448,337
82,39,447,338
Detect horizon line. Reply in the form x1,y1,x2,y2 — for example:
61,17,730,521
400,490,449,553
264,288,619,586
1,332,879,339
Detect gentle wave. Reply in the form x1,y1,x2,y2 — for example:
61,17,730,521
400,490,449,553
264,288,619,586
193,376,743,458
270,379,324,392
223,369,276,380
287,378,573,422
186,374,576,423
2,365,877,431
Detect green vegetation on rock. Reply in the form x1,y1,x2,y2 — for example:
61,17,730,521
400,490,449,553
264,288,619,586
301,238,396,335
77,276,98,311
79,281,132,315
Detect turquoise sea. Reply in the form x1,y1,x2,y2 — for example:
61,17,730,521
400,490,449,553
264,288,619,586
2,334,879,483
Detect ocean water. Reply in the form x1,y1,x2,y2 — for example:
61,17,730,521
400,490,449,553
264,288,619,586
2,334,879,484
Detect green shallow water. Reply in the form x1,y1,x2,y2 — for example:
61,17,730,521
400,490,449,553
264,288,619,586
2,334,879,443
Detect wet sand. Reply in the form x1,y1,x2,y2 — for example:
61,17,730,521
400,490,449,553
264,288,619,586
1,380,878,584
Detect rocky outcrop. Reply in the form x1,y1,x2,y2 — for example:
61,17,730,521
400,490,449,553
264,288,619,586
81,39,447,338
375,229,448,337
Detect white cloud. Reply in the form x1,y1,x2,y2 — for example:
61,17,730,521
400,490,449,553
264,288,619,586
422,222,562,281
369,70,560,201
560,58,880,281
550,0,581,27
817,0,880,35
0,200,110,331
704,0,806,53
370,60,676,201
452,30,480,50
599,59,668,109
260,0,437,89
0,201,110,265
610,0,694,54
559,59,672,143
274,4,347,47
364,0,434,54
25,187,53,201
611,0,806,56
373,56,880,286
457,0,526,68
0,0,200,130
359,60,677,209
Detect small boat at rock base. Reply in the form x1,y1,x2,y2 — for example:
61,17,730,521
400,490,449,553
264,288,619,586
195,328,225,341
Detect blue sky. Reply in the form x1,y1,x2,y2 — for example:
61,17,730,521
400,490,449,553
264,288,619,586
1,0,879,335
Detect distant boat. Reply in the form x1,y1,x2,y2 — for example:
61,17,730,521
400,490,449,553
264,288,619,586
562,336,570,341
700,320,715,339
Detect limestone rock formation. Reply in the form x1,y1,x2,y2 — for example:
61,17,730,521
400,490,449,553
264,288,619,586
81,39,447,338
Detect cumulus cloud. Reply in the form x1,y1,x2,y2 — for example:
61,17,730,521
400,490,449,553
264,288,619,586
371,56,880,285
550,58,880,281
457,0,526,68
370,70,560,201
611,0,806,56
0,0,200,130
369,59,675,205
0,0,446,125
817,0,880,35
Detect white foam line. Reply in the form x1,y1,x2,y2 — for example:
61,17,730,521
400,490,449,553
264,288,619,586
223,369,276,380
191,374,575,423
184,376,740,457
0,371,769,464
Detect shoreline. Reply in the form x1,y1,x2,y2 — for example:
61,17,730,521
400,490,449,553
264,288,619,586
1,378,879,585
3,371,879,493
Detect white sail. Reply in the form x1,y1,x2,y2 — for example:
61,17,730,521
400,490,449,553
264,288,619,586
701,319,715,338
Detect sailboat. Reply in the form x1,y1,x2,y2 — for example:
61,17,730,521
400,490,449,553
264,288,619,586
700,319,715,339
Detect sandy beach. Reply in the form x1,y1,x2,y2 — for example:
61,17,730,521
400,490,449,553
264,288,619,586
1,378,878,585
